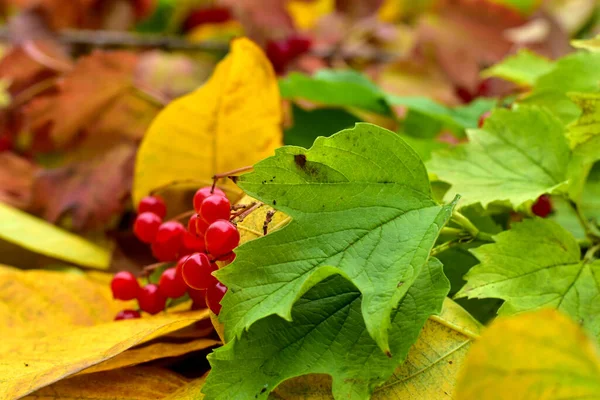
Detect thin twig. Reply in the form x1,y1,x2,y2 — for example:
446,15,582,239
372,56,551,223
263,210,276,235
232,202,264,223
451,211,494,242
230,202,256,219
169,210,195,222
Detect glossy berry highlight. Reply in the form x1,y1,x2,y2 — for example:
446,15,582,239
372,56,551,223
138,195,167,219
114,309,141,320
137,283,167,315
205,220,240,257
181,252,217,290
159,267,188,299
111,271,140,301
206,282,227,314
152,221,186,261
200,194,231,224
133,212,162,243
193,187,225,214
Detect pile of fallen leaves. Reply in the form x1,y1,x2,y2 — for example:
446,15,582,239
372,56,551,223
0,0,598,399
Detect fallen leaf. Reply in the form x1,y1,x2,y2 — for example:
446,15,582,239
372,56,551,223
0,308,210,399
163,373,208,400
0,265,134,338
0,152,38,209
454,309,600,399
133,37,283,205
81,337,221,375
31,142,136,232
0,203,110,268
23,367,189,400
24,50,141,147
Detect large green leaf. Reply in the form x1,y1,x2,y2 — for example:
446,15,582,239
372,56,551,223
428,106,570,208
205,259,449,400
523,52,600,123
0,203,110,269
217,123,457,353
284,105,361,148
456,218,600,343
481,49,554,86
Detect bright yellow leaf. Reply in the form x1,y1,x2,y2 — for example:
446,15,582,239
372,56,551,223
133,37,283,205
455,309,600,400
0,266,133,338
287,0,334,30
0,309,209,399
0,203,110,269
23,367,189,400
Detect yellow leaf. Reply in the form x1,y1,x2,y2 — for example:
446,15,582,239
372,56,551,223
235,194,290,244
133,37,283,205
454,309,600,400
81,337,220,375
23,367,189,400
287,0,334,30
164,373,208,400
0,203,110,269
0,309,209,399
0,266,133,338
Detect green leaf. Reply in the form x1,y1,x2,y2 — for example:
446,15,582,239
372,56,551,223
205,259,449,400
0,203,110,269
217,123,457,353
481,49,554,86
279,70,391,115
428,106,570,208
524,52,600,123
456,218,600,343
284,105,361,148
582,163,600,223
572,34,600,52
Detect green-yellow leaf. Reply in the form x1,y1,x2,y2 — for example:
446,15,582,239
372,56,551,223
572,34,600,52
133,37,283,205
454,309,600,399
481,49,554,86
0,203,110,269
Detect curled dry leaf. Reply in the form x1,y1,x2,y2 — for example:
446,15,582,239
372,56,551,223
24,50,142,148
31,142,136,232
23,366,190,400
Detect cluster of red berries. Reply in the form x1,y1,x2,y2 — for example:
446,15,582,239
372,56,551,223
111,186,240,320
266,35,312,74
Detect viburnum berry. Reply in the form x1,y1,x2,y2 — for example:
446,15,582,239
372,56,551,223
182,6,232,31
0,136,13,152
188,288,207,309
158,267,188,298
137,283,167,315
266,39,292,74
189,213,210,236
200,194,231,224
138,195,167,219
181,252,217,290
114,309,141,320
182,231,206,254
193,187,225,214
110,271,140,301
133,212,162,243
206,282,227,314
532,195,552,218
151,221,185,261
205,220,240,257
287,35,312,57
478,111,491,128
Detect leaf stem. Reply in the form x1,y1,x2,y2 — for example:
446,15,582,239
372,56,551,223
584,244,600,263
567,199,600,243
431,240,460,256
451,211,494,242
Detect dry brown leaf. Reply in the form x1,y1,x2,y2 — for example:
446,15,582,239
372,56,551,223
81,337,221,375
24,50,141,147
30,142,136,231
0,152,38,209
23,366,189,400
0,308,210,399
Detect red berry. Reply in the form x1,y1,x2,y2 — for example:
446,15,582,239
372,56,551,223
205,220,240,257
114,309,141,320
138,195,167,219
478,111,491,128
206,282,227,314
532,195,552,218
182,231,206,253
217,252,236,264
188,288,207,309
182,7,232,31
138,283,167,315
0,136,13,152
193,187,225,214
110,271,140,301
181,252,217,290
200,194,231,224
158,267,188,298
133,212,162,243
152,221,185,261
266,39,292,74
188,214,201,235
287,35,312,57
